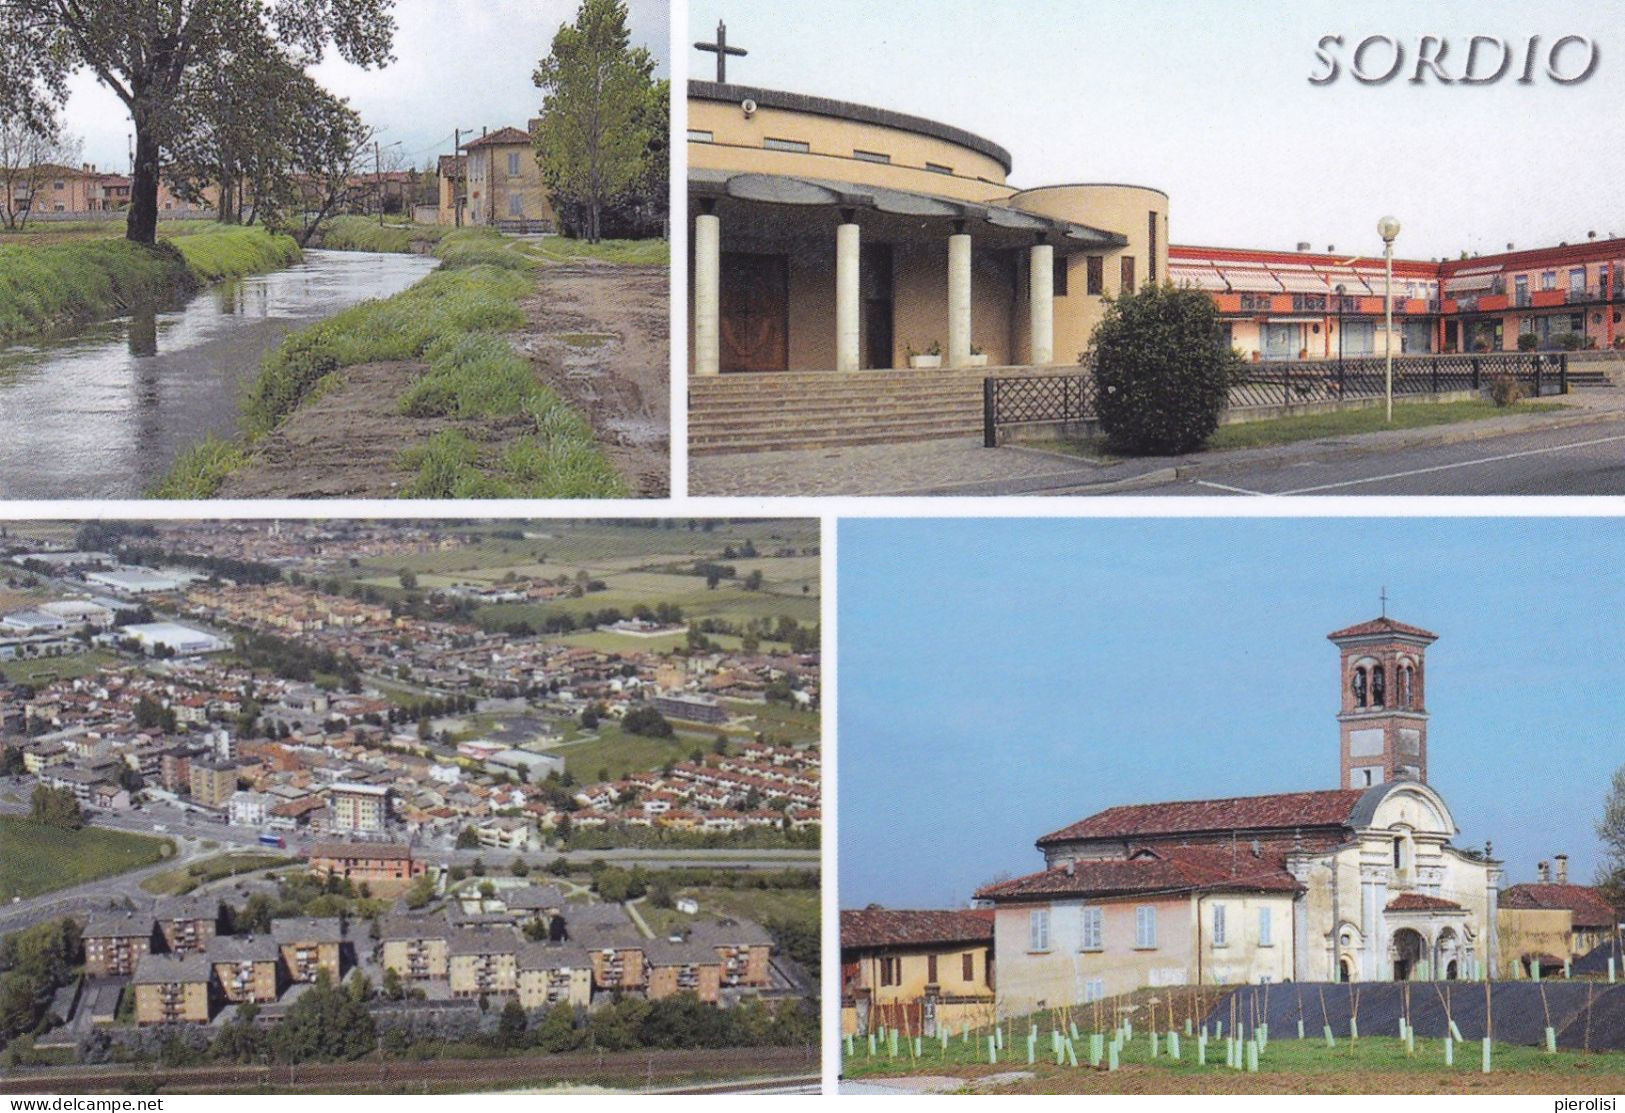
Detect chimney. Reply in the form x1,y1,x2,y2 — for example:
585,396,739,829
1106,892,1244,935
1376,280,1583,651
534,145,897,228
1537,860,1550,883
1555,854,1569,884
1296,241,1311,252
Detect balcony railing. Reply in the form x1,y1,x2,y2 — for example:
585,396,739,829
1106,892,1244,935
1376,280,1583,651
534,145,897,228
1515,291,1532,307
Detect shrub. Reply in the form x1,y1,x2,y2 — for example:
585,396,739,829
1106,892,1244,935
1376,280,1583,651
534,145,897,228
1488,373,1524,407
1517,333,1540,351
1091,282,1236,455
1554,331,1586,351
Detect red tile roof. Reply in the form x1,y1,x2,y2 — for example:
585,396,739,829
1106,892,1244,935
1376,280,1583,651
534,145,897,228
1385,892,1462,913
976,845,1300,903
463,126,533,149
1501,883,1616,928
841,908,994,950
1037,789,1366,846
1326,616,1438,642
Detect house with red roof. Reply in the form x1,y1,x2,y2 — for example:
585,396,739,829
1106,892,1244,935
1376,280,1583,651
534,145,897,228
1499,853,1619,973
458,123,556,232
839,908,995,1037
975,614,1504,1016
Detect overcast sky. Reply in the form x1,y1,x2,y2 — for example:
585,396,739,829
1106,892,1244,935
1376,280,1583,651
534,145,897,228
62,0,669,175
690,0,1624,261
839,518,1625,910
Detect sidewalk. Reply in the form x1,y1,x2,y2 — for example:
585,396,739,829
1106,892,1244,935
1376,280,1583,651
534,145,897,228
687,392,1625,496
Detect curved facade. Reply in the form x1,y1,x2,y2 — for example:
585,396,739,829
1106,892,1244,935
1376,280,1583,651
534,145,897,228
688,81,1170,375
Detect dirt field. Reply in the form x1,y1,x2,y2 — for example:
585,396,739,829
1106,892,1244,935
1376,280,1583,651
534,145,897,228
516,261,670,496
217,259,669,498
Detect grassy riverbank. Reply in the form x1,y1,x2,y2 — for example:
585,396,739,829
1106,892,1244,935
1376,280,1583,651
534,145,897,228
318,215,448,254
156,226,625,499
0,225,300,344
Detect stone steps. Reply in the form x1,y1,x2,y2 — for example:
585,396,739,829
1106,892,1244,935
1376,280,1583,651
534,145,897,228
689,367,1077,454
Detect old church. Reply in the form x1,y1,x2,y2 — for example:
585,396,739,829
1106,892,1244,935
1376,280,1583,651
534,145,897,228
977,615,1503,1016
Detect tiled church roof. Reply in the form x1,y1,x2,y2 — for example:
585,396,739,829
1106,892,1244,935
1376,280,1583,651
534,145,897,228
1037,789,1367,846
1326,616,1439,641
975,845,1301,903
1386,892,1463,913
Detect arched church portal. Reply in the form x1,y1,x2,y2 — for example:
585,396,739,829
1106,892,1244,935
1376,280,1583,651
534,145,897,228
1392,928,1426,981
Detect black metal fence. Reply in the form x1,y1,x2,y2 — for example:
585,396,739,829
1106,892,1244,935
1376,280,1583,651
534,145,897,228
1229,352,1568,409
983,353,1568,447
982,374,1096,447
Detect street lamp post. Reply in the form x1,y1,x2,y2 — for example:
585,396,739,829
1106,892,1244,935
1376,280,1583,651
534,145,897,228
1378,216,1402,422
1335,283,1346,396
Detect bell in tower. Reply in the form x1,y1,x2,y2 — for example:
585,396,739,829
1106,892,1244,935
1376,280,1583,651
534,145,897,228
1327,611,1438,790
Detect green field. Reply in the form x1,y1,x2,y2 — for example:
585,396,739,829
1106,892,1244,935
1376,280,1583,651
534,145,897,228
0,817,175,901
719,700,821,744
841,1012,1625,1094
639,885,818,939
138,850,297,896
0,650,120,686
542,722,707,781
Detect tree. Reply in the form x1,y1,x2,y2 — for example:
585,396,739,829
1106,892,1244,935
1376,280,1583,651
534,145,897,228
511,857,530,878
531,0,655,243
1597,764,1625,912
456,826,481,850
398,569,418,591
29,784,82,830
535,1000,577,1052
1090,281,1238,455
1,0,396,245
622,705,672,739
0,110,81,230
497,996,528,1049
270,970,375,1063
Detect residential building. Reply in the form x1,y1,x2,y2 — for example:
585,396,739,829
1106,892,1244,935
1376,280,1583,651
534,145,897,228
689,917,775,987
645,939,724,1003
328,782,390,833
271,917,345,983
1500,854,1618,971
132,953,216,1025
188,759,238,808
154,896,220,956
516,944,593,1009
208,935,283,1003
460,125,555,231
380,915,451,981
447,929,520,997
839,908,995,1036
308,841,423,895
82,915,158,977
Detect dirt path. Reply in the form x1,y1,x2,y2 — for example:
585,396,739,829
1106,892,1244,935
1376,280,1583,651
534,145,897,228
216,257,669,498
515,261,670,496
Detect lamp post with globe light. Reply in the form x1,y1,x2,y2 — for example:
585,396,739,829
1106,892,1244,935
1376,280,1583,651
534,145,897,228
1378,216,1402,421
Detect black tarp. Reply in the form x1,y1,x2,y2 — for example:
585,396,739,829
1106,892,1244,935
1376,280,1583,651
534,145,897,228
1205,981,1625,1051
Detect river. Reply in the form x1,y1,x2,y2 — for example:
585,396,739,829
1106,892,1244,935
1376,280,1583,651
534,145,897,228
0,247,438,499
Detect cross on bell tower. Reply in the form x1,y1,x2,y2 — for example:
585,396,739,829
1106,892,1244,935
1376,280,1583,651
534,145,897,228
1327,613,1439,790
696,20,747,84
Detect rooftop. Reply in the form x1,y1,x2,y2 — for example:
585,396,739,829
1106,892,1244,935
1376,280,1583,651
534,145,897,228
840,908,993,950
1037,789,1368,846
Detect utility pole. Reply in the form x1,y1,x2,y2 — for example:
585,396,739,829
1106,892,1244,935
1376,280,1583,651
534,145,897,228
376,140,383,226
453,129,462,228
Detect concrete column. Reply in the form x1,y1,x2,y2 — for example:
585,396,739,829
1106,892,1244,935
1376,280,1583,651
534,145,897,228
947,231,972,367
836,220,861,372
694,211,721,377
1029,243,1055,366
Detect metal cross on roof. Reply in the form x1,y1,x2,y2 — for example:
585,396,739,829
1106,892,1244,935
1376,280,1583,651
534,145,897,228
695,20,747,83
1380,586,1388,617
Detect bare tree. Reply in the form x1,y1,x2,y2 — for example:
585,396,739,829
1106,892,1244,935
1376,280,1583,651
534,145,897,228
0,113,83,229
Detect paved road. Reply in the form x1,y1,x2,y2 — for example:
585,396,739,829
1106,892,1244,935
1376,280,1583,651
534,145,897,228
1142,419,1625,496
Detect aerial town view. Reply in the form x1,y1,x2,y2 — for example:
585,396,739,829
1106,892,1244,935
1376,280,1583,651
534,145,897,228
0,0,670,499
0,519,821,1093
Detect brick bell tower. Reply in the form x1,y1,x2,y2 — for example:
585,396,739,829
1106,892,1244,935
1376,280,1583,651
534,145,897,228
1327,609,1438,790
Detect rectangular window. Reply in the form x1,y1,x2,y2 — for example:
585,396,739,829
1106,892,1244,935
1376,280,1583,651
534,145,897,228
927,954,938,983
508,194,523,216
925,162,953,175
507,152,522,176
1080,905,1103,950
1029,907,1050,952
763,137,810,153
1259,907,1273,946
1570,267,1586,290
1135,905,1157,949
1083,978,1106,1003
1053,256,1069,297
1543,270,1557,291
962,952,974,981
879,956,899,986
1087,256,1104,296
687,129,714,142
1148,212,1159,283
1212,903,1227,946
853,149,891,164
1121,256,1137,294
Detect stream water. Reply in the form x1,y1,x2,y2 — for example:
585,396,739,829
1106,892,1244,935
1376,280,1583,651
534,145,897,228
0,247,437,498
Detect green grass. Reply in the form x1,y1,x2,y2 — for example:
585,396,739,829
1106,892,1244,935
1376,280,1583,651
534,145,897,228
640,886,818,939
0,226,299,343
0,816,174,901
0,650,120,686
138,851,298,896
543,722,701,781
518,237,669,266
841,1013,1625,1093
319,216,449,254
1205,399,1571,451
147,434,249,498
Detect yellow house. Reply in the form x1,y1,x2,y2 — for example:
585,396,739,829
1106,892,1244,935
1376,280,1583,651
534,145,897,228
1499,861,1618,973
208,935,283,1004
839,908,995,1037
132,953,215,1025
448,929,520,997
380,915,450,981
461,124,556,232
516,944,593,1009
271,917,345,983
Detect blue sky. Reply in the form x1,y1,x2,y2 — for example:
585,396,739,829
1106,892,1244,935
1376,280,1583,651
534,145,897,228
690,0,1624,260
838,517,1625,910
